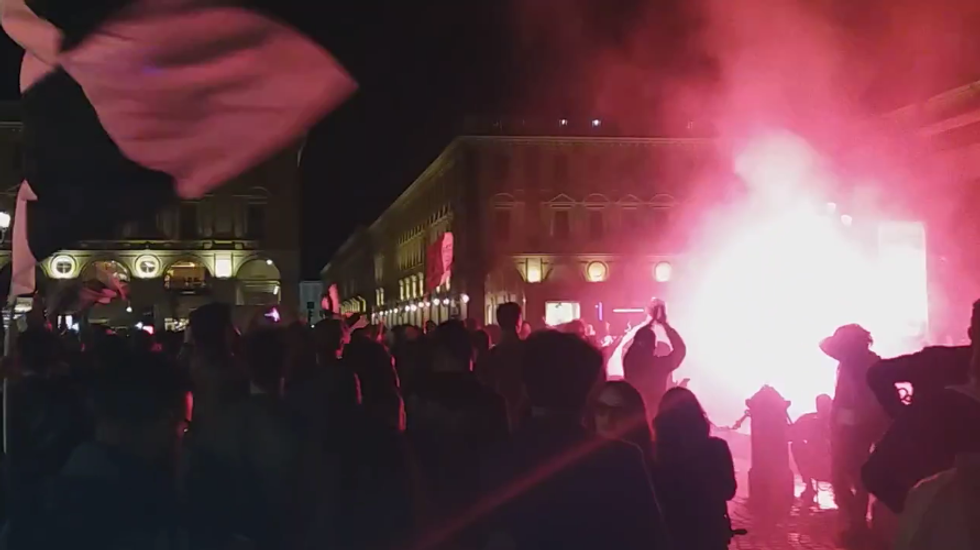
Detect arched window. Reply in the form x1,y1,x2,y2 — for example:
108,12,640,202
165,260,212,292
236,257,281,305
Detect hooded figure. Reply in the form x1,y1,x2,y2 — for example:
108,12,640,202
0,0,356,298
819,324,887,546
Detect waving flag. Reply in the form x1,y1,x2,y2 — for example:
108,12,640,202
0,0,356,299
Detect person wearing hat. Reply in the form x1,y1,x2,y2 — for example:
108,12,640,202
819,324,887,547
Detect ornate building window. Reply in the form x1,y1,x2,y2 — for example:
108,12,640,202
552,209,571,240
374,255,384,283
165,261,211,292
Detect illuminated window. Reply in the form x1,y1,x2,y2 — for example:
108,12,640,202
525,258,543,283
553,210,570,240
214,256,233,279
545,302,580,326
165,261,210,291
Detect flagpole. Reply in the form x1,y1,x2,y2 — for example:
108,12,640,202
3,295,13,455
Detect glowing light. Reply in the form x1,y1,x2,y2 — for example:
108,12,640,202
525,259,543,284
654,261,672,283
586,261,608,283
591,119,601,127
0,211,10,230
135,322,143,330
266,259,274,266
433,298,442,306
546,302,580,326
50,255,77,279
841,214,853,226
126,306,133,313
410,305,418,312
461,294,470,304
70,323,79,332
135,255,161,279
215,256,233,279
662,131,928,425
612,308,646,314
559,118,568,126
264,308,281,323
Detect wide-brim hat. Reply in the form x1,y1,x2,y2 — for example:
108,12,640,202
819,324,872,361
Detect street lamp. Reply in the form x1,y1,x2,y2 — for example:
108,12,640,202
0,211,10,243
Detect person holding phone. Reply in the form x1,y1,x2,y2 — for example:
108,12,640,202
623,299,687,418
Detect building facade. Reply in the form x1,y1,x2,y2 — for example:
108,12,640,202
323,119,725,331
0,103,300,329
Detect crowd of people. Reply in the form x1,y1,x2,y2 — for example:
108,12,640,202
0,300,735,550
2,294,979,550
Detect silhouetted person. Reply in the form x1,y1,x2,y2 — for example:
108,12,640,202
3,353,191,549
791,394,833,503
863,306,980,516
406,320,508,546
591,380,655,472
3,329,87,531
820,324,887,543
653,387,736,550
476,331,668,550
623,309,686,417
470,328,491,364
341,338,414,550
867,301,977,419
184,303,247,430
475,302,526,430
188,328,303,549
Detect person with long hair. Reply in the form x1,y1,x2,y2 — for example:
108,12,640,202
592,381,655,465
652,387,737,550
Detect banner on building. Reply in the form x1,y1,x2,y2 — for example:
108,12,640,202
426,232,454,292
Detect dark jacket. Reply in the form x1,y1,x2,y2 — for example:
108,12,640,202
653,436,737,550
2,442,185,550
863,385,980,513
3,375,89,518
478,415,669,550
868,346,971,419
407,371,508,523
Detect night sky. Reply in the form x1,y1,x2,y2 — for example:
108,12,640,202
0,0,978,278
0,0,518,278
